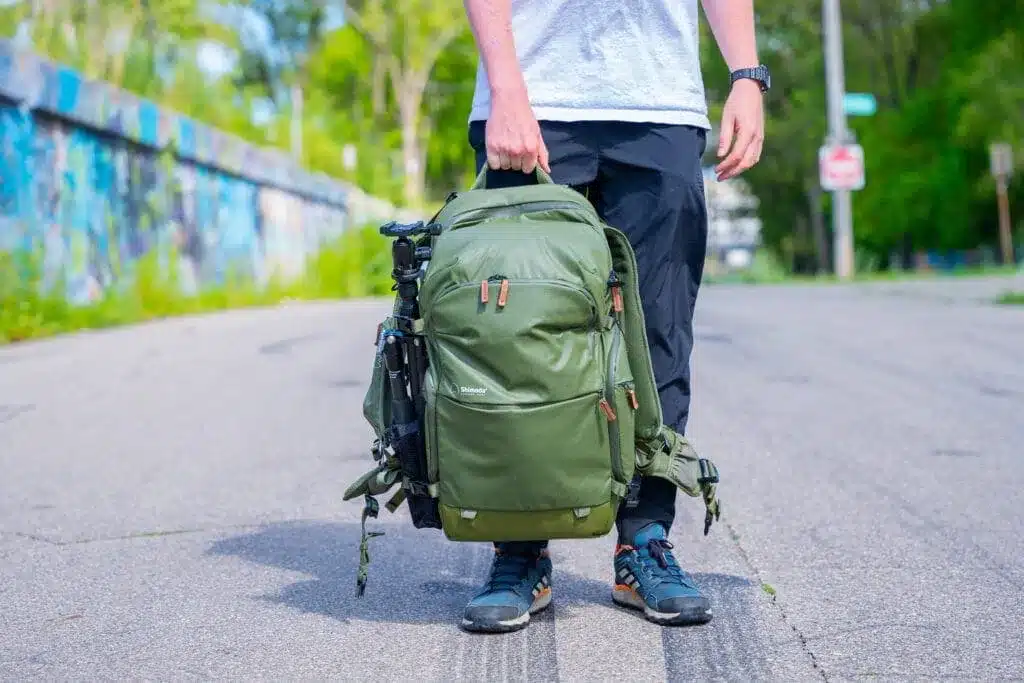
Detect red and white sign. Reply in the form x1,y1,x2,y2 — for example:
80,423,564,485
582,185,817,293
819,143,865,191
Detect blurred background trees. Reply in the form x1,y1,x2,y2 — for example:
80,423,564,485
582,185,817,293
2,0,1021,274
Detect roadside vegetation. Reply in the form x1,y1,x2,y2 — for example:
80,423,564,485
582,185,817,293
0,224,393,345
2,0,1020,269
1,0,1021,343
996,291,1024,305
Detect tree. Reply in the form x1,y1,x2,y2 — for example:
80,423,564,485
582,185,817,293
342,0,470,208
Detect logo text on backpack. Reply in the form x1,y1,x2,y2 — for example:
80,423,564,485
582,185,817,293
459,386,487,395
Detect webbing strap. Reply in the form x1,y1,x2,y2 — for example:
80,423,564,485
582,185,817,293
636,430,723,536
356,494,385,597
385,488,406,513
611,479,629,500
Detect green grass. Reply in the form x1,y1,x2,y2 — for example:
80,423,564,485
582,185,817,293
706,249,1021,286
996,291,1024,305
0,223,395,346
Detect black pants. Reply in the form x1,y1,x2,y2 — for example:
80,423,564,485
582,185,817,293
468,120,709,545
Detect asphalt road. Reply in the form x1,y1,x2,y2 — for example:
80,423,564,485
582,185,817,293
2,274,1023,681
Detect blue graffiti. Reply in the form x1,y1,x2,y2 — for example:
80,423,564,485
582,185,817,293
0,41,363,304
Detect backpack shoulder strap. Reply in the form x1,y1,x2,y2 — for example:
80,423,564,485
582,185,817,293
636,427,722,535
602,224,663,440
603,224,722,535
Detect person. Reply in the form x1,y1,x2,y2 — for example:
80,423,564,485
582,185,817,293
459,0,768,633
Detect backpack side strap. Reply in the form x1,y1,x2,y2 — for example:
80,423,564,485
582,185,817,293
636,428,722,535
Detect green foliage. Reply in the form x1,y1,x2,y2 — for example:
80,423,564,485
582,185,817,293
2,0,1021,288
739,0,1023,272
996,291,1024,306
0,225,394,345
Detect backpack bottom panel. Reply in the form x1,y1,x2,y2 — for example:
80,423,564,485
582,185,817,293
439,500,617,542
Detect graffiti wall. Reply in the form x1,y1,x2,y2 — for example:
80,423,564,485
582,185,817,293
0,40,398,304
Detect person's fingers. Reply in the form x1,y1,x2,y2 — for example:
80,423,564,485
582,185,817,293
521,133,542,173
718,122,755,179
717,107,736,159
486,147,502,170
509,149,523,171
499,151,512,170
537,135,550,174
520,150,536,174
735,130,761,177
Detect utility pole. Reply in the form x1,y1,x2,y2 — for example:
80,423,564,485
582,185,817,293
822,0,854,279
990,143,1015,266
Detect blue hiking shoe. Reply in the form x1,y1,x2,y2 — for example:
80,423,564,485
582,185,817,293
612,523,712,625
462,545,553,633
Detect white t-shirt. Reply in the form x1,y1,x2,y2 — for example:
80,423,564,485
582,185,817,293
468,0,711,129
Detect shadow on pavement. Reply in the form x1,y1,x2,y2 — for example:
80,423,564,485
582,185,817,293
206,520,756,628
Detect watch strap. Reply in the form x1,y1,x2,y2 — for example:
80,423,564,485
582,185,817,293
730,65,771,92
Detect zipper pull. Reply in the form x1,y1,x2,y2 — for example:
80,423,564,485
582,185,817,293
599,398,617,421
627,388,639,410
497,278,510,308
480,280,489,304
608,271,623,313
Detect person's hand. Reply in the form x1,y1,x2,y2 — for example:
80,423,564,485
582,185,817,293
485,87,550,174
715,78,765,181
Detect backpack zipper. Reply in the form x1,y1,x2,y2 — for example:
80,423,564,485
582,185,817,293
602,321,624,484
433,278,599,329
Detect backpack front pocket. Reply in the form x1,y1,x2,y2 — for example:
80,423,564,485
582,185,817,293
433,389,613,513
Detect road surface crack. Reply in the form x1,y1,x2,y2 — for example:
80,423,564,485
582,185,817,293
9,523,269,546
725,521,829,681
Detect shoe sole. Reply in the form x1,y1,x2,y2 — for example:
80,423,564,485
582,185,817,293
612,585,713,626
460,588,552,634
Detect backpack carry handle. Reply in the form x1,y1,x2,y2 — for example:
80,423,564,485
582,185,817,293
470,165,555,190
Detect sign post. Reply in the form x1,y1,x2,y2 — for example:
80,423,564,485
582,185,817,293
822,0,856,279
989,143,1015,266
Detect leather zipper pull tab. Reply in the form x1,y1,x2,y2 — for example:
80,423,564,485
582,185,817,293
497,278,510,308
599,398,617,421
480,280,489,304
608,271,624,313
627,389,639,410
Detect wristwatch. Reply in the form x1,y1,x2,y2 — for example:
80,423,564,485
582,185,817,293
730,65,771,93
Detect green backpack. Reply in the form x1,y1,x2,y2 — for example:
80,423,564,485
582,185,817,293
344,168,721,596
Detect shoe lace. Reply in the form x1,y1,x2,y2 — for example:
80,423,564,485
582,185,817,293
642,539,695,589
485,553,536,594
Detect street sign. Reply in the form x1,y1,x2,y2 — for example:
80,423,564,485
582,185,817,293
990,142,1013,179
819,143,865,191
843,93,877,117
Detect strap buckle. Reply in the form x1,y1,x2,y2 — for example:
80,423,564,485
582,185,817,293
624,474,642,508
697,458,719,485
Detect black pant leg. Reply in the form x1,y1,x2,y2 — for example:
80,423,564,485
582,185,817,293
589,122,709,544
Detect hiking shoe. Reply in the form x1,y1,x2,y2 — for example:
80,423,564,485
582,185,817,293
612,523,712,625
462,545,553,633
